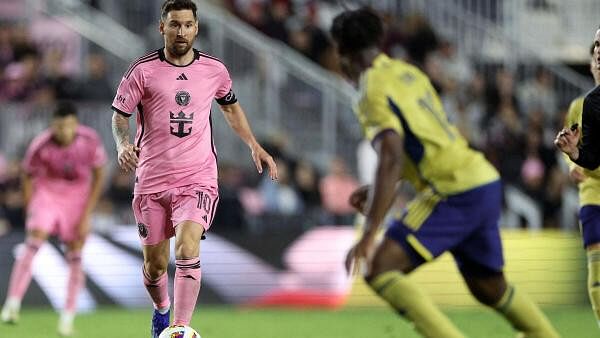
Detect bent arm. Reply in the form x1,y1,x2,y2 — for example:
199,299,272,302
111,112,131,151
363,131,404,237
219,102,259,148
574,88,600,169
83,166,105,219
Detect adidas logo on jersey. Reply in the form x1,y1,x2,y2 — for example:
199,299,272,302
176,73,188,80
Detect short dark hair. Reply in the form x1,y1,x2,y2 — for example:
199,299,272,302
53,101,77,118
161,0,197,21
330,7,384,56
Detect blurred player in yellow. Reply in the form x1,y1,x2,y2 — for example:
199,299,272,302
331,8,559,338
560,41,600,327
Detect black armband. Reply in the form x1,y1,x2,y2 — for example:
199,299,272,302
216,90,238,105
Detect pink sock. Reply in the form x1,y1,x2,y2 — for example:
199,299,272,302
65,251,84,313
173,257,201,325
7,238,44,300
143,267,170,310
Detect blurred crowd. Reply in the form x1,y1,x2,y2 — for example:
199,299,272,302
0,3,589,236
0,21,113,104
221,0,339,71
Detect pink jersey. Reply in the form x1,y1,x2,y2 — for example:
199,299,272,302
111,48,237,195
22,125,107,205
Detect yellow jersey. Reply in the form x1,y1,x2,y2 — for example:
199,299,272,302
356,53,498,196
563,96,600,206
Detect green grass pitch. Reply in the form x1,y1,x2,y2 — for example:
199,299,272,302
0,306,595,338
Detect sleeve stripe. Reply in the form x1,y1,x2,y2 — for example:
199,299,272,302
198,51,225,66
125,56,159,79
123,51,158,78
112,106,132,117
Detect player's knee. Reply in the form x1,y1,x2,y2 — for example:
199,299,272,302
65,240,84,252
472,287,504,306
28,229,48,242
144,258,168,278
366,261,392,283
366,242,414,282
366,257,413,283
587,242,600,251
175,239,199,259
464,273,507,306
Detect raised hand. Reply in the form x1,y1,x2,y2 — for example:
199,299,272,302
554,127,580,160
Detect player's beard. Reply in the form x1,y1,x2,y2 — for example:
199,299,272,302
169,40,193,57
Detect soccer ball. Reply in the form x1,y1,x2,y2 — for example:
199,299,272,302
158,325,201,338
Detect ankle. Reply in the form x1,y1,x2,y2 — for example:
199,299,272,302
5,297,21,309
156,306,170,315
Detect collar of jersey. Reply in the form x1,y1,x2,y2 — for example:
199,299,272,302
373,53,390,69
157,47,200,67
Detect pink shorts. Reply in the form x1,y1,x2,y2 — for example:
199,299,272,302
26,195,85,243
132,184,219,245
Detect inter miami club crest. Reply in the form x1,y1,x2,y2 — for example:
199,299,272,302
175,90,190,106
137,223,148,239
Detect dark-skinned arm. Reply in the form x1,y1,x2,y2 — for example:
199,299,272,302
363,130,404,239
345,130,404,274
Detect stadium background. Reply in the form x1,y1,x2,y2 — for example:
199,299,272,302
0,0,598,337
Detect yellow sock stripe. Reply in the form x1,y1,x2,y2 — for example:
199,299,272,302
588,251,600,263
588,250,600,290
494,285,515,313
406,234,434,261
370,271,403,295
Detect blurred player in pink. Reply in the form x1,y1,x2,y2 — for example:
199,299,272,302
1,102,107,336
110,1,278,337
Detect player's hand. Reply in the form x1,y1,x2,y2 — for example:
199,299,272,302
117,143,140,172
250,143,278,180
345,233,376,276
554,127,580,160
569,167,586,183
349,185,370,215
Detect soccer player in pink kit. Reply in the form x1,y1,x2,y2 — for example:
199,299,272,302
110,1,278,336
1,102,107,336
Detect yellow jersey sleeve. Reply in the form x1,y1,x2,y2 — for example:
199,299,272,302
563,97,584,172
357,70,403,143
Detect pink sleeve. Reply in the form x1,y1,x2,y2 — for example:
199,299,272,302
111,65,144,116
214,66,238,105
22,140,43,176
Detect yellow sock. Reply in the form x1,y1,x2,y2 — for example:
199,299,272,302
587,249,600,326
494,285,560,338
369,271,465,338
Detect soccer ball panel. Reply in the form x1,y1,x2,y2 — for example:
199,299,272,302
158,325,200,338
